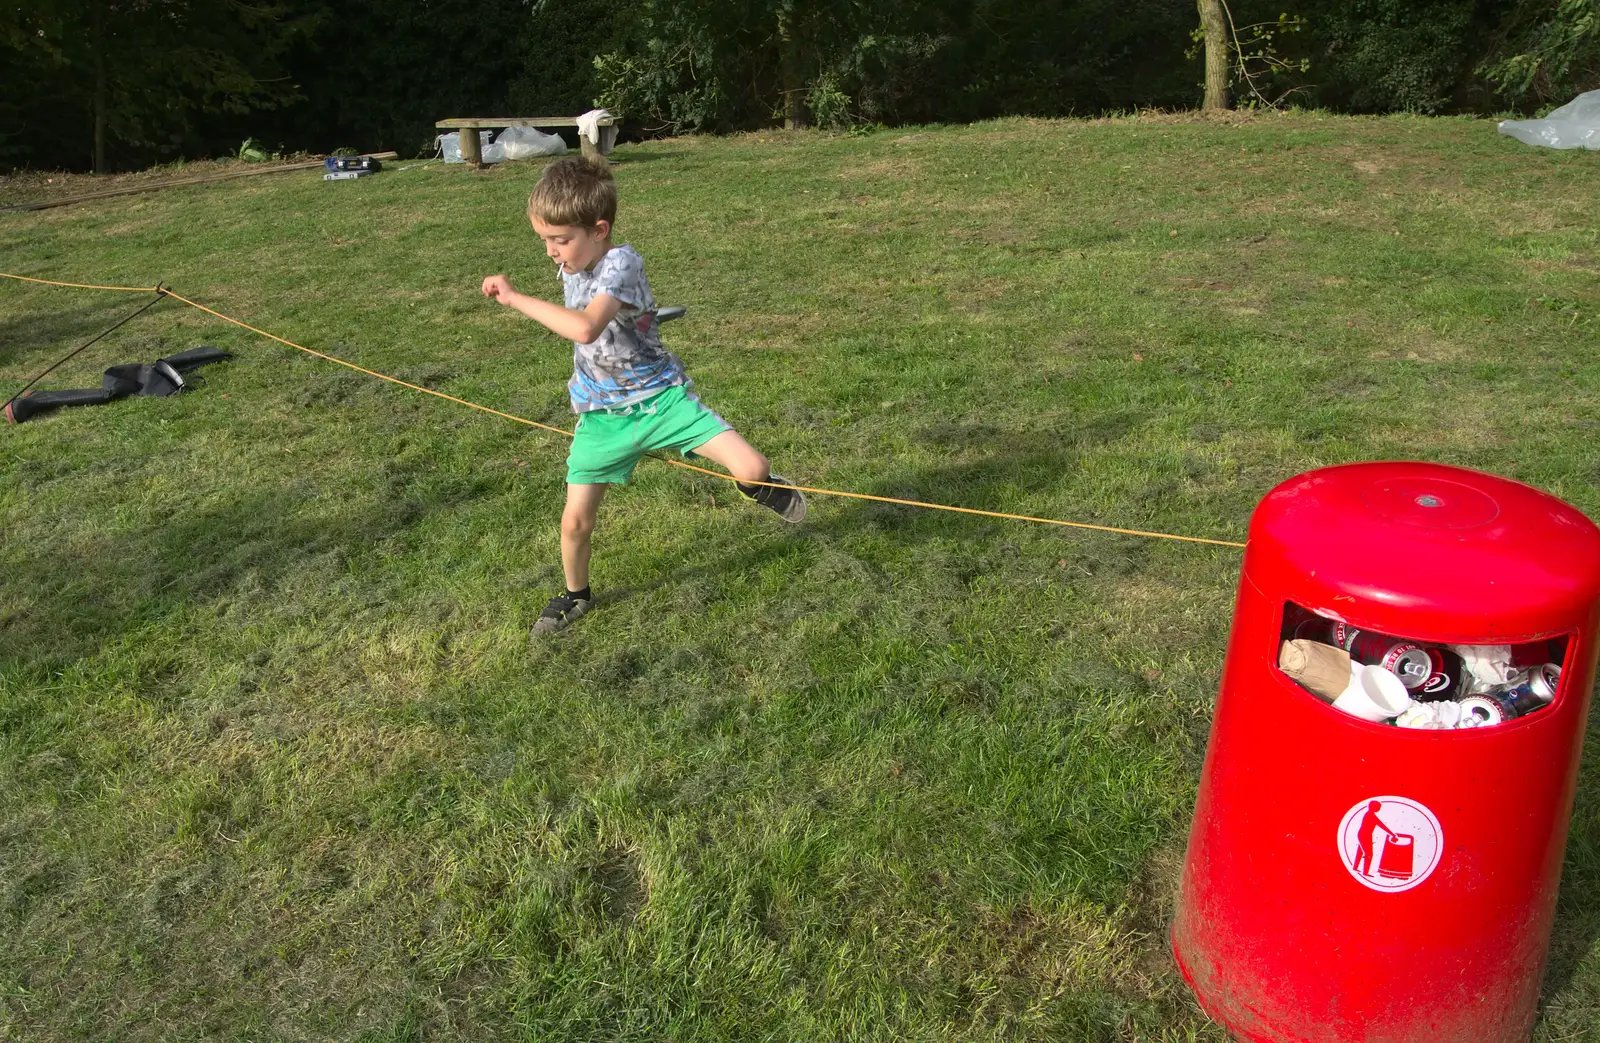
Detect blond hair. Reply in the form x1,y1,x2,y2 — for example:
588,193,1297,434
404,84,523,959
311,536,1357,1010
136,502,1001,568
527,156,616,228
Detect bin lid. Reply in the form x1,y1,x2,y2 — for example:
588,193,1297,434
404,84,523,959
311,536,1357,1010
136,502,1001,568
1248,462,1600,642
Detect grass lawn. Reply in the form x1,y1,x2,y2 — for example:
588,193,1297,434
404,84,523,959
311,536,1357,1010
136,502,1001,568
1,111,1598,1042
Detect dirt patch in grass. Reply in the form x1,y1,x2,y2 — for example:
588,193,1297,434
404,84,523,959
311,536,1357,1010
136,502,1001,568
0,154,324,209
708,312,832,353
1064,109,1272,129
1493,203,1587,236
1366,326,1473,363
589,845,649,924
837,156,926,182
951,276,1009,311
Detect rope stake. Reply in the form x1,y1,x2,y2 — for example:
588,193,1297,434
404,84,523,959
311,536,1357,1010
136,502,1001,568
3,288,168,412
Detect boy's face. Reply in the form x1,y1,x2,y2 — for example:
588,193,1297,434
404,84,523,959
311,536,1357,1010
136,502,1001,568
532,218,612,275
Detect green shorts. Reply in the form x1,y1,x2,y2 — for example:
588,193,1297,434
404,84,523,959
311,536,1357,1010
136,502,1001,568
566,385,731,485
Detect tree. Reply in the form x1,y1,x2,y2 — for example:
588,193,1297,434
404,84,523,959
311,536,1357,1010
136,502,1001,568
250,0,541,157
508,0,635,117
0,2,73,170
1309,0,1512,114
593,0,1201,133
1482,0,1600,105
1197,0,1231,109
1,0,314,172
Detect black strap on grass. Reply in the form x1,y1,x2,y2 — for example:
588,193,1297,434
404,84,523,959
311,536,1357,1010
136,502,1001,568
3,286,168,413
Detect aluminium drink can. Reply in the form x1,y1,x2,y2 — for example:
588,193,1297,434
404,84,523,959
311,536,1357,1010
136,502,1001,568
1336,627,1464,698
1493,663,1563,717
1338,629,1435,691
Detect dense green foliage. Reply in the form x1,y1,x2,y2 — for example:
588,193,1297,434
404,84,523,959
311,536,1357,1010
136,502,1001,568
1481,0,1600,104
2,1,1599,180
591,0,1203,132
1,0,318,171
1311,0,1511,113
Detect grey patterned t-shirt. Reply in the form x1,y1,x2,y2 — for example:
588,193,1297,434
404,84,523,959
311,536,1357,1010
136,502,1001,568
559,244,687,413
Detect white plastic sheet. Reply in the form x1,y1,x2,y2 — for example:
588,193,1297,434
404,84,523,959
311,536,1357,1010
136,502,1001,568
1497,90,1600,150
496,125,568,160
438,126,568,163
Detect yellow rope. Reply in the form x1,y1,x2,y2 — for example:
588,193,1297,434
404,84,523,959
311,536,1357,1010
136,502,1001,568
159,288,579,439
661,456,1247,547
2,272,1248,549
1,273,162,293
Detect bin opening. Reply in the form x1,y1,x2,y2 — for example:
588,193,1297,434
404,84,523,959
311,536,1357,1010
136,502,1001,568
1276,602,1569,729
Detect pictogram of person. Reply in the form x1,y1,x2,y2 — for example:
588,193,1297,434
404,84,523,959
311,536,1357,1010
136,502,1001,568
1351,800,1400,877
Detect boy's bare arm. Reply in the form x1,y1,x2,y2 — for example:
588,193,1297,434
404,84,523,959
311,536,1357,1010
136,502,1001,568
481,275,623,344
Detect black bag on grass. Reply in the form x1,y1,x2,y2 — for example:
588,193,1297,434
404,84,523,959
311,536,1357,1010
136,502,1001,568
5,345,232,424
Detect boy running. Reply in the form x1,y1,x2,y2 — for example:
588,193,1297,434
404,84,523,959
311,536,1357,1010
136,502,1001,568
481,156,806,634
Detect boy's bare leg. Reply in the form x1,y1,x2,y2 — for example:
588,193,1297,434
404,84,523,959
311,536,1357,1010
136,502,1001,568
561,482,609,591
693,430,806,523
533,482,609,634
691,430,769,483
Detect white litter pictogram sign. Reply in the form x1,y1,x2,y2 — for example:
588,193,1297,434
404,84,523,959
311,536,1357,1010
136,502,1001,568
1337,795,1443,893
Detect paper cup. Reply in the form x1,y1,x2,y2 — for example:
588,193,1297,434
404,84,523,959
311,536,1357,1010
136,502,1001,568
1332,665,1413,722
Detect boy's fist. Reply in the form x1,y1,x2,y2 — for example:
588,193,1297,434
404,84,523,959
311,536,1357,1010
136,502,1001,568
482,275,515,301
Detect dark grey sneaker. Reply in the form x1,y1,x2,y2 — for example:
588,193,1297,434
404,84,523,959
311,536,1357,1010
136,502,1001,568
531,591,594,634
744,474,807,523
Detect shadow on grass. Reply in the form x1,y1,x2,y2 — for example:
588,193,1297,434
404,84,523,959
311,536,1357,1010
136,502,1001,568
0,416,1225,1038
603,418,1158,613
783,430,1600,1029
607,150,690,166
0,479,414,671
0,292,170,375
794,417,1176,570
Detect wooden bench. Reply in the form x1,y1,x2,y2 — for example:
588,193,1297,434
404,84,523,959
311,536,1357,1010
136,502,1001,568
435,116,617,165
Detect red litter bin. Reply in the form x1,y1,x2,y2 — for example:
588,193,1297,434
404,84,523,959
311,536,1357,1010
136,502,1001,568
1171,462,1600,1042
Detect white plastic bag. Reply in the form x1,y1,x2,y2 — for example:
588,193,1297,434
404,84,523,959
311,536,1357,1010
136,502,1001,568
496,126,568,160
1497,90,1600,150
438,131,508,163
438,126,567,163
